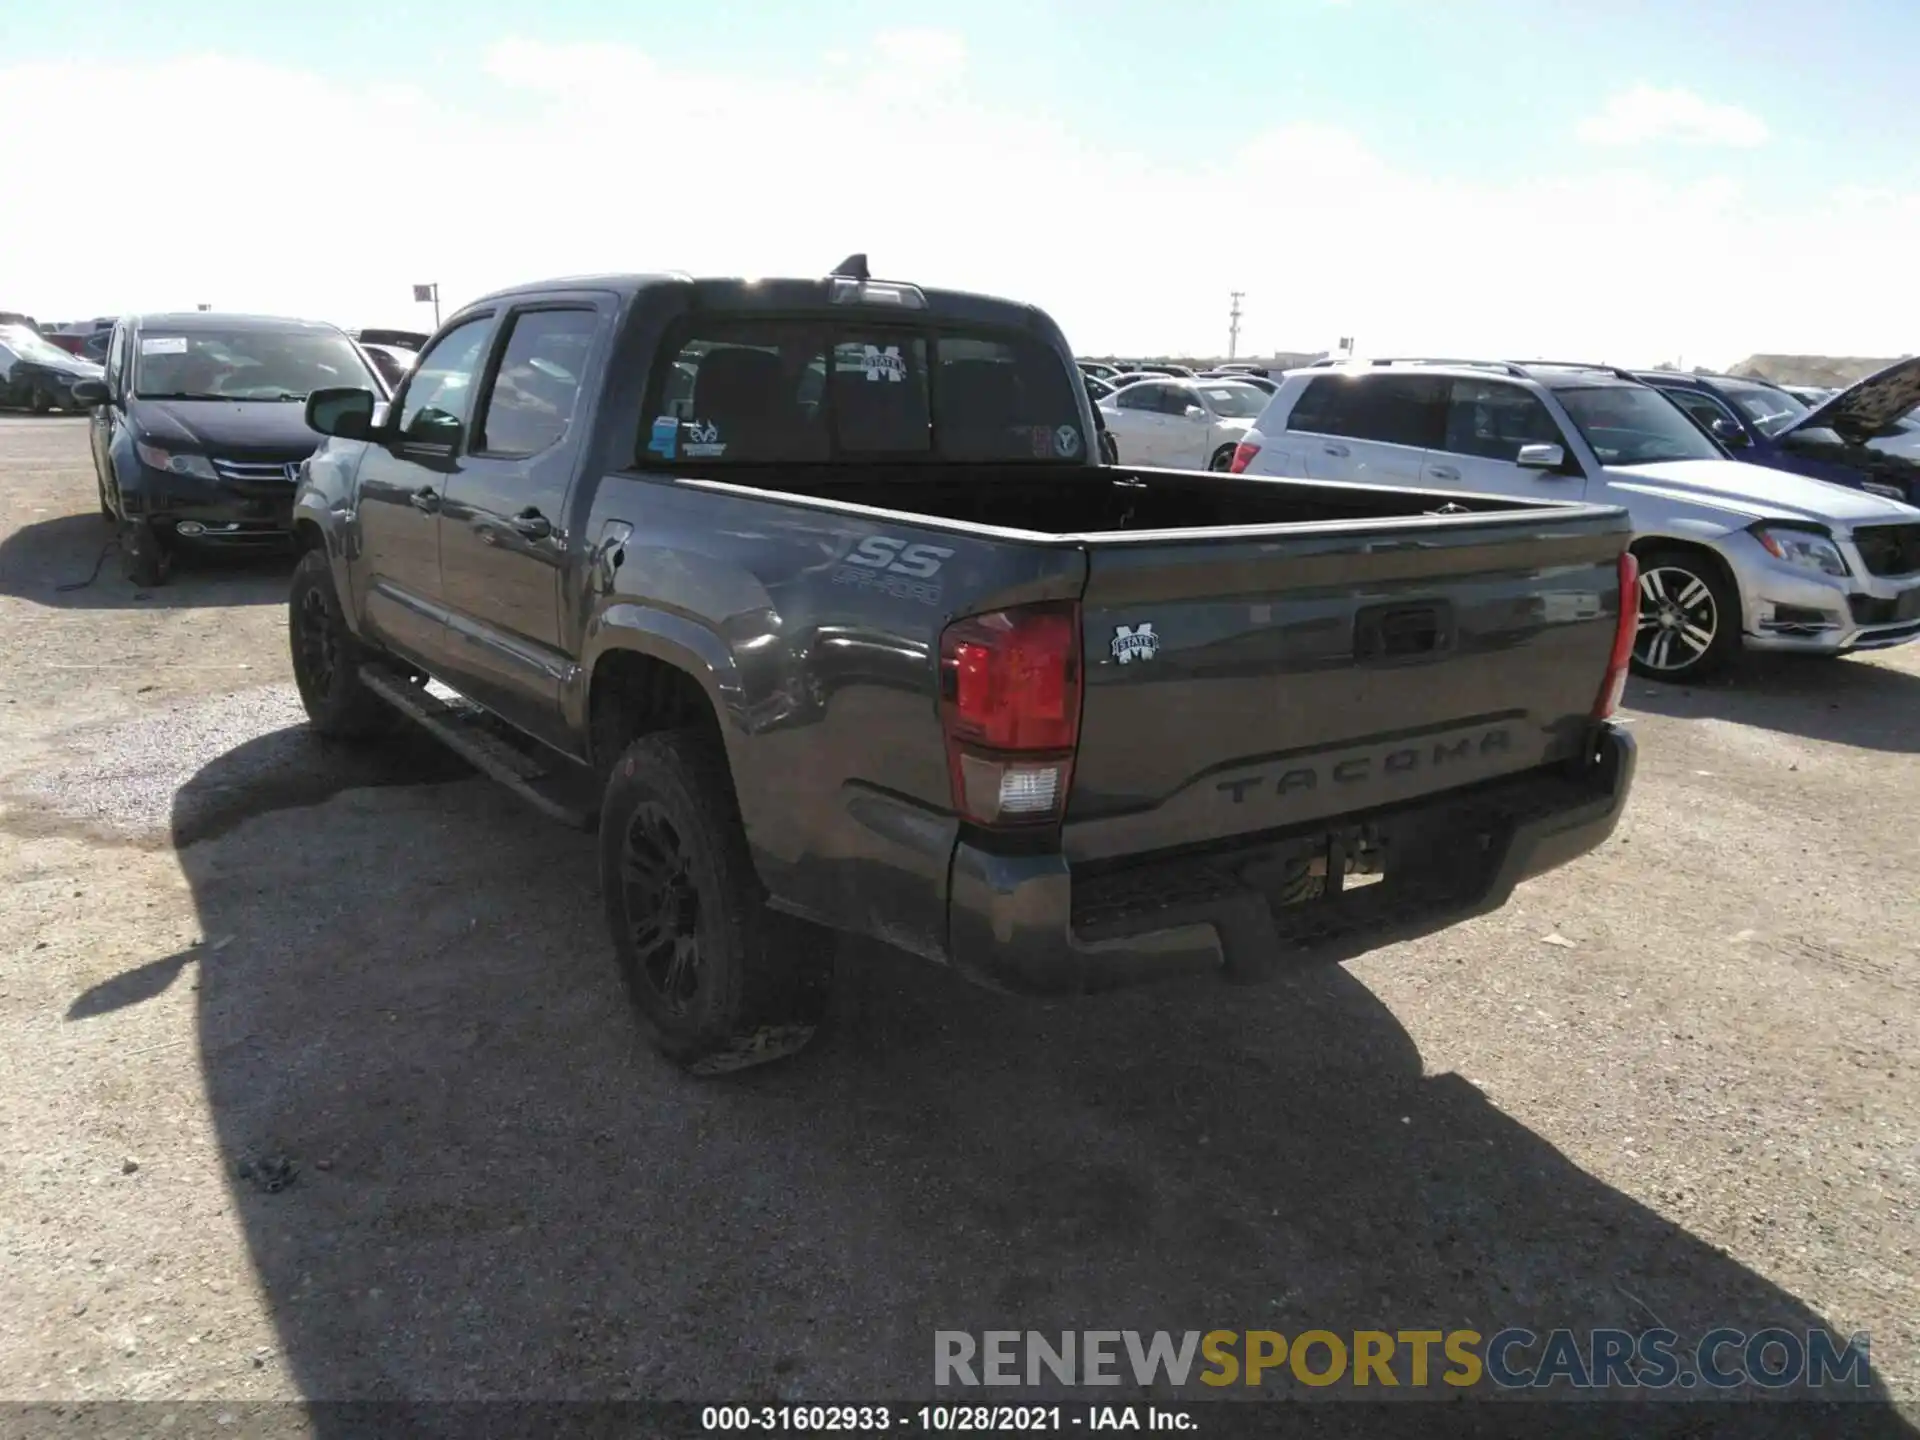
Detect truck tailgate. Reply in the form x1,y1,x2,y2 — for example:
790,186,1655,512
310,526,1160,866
1064,512,1630,864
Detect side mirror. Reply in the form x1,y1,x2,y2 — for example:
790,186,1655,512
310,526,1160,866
68,378,109,406
1710,417,1750,447
1516,442,1567,471
306,386,377,440
1184,405,1207,420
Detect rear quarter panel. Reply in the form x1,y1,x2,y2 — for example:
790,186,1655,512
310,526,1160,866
574,472,1086,958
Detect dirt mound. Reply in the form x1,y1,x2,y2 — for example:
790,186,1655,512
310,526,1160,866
1725,353,1911,387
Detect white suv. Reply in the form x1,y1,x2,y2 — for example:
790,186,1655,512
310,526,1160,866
1232,360,1920,680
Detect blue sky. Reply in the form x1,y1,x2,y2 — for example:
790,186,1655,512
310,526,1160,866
5,0,1915,362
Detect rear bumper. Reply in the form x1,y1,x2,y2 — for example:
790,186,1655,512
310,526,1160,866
946,725,1636,997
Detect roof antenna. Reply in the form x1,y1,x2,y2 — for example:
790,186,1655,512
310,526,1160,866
830,253,871,281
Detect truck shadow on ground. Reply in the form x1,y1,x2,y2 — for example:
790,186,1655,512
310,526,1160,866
1624,653,1920,755
72,729,1915,1431
0,512,290,610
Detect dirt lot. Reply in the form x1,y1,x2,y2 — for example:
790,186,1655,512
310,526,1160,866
0,415,1915,1425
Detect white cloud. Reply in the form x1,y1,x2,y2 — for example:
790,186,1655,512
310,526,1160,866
1577,84,1770,149
0,44,1909,365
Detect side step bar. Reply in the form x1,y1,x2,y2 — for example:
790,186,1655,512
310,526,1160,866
358,665,599,830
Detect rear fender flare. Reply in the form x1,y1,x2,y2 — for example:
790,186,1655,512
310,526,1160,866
571,604,745,760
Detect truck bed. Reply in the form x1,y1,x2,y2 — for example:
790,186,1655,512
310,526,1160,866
679,461,1532,535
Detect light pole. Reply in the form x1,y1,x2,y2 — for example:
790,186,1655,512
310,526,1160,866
413,283,441,329
1228,291,1244,361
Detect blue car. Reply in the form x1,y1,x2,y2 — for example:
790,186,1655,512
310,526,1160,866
1633,358,1920,506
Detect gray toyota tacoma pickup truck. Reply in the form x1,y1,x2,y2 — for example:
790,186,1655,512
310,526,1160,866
288,257,1639,1073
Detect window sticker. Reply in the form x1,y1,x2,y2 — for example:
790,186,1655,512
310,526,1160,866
1053,424,1081,459
683,419,726,459
648,415,679,459
140,336,189,356
837,343,905,383
1029,426,1052,458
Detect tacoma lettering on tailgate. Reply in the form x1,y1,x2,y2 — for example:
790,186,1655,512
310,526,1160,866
1216,727,1513,803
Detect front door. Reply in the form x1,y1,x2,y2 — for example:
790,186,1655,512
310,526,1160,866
435,302,604,748
89,323,127,504
1424,377,1587,499
349,313,495,669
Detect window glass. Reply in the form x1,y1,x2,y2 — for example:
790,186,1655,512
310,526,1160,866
1665,389,1736,430
1296,374,1443,446
0,325,75,365
396,317,493,442
1286,375,1345,433
1441,379,1566,462
933,332,1083,460
835,334,931,453
133,327,377,401
477,309,597,457
1118,382,1169,412
647,324,830,463
1720,384,1807,438
1157,386,1198,416
641,320,1086,464
1557,385,1723,465
1198,384,1267,419
106,325,127,391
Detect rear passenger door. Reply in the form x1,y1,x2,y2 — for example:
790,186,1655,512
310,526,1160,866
1290,373,1443,487
1424,377,1586,499
435,299,607,748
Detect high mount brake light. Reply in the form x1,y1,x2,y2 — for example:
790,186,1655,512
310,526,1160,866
1594,550,1639,720
938,602,1083,826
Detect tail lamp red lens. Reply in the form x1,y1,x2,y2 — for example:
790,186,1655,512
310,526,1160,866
1228,442,1260,474
1593,550,1639,720
938,602,1083,826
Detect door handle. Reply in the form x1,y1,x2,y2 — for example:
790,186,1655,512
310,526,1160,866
1426,464,1461,482
408,486,440,513
509,509,553,540
1323,443,1350,458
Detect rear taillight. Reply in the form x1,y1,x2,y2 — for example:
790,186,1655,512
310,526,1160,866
1593,550,1639,720
938,602,1083,826
1229,442,1260,474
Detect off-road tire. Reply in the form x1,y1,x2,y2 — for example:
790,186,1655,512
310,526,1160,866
119,519,170,588
288,548,392,738
600,728,831,1075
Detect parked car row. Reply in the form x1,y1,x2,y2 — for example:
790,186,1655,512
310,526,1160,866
0,323,105,412
1224,357,1920,680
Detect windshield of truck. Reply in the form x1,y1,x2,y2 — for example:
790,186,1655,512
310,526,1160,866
642,320,1088,465
1720,383,1808,438
134,328,376,401
1555,384,1724,465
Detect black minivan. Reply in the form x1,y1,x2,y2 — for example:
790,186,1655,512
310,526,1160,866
74,313,384,585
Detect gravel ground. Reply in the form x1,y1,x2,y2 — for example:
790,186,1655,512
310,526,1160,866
0,415,1915,1429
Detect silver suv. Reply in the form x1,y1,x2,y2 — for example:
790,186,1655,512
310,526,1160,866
1233,359,1920,681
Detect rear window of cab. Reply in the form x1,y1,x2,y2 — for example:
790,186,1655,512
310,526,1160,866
640,320,1087,465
